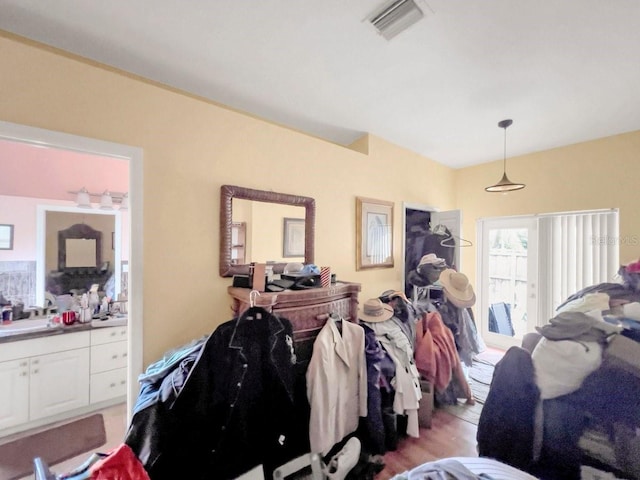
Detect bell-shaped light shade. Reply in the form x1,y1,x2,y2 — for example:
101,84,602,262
485,118,525,193
76,187,92,208
119,193,129,211
100,190,114,210
485,173,526,192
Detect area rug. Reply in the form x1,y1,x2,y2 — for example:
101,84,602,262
441,356,498,425
0,413,106,480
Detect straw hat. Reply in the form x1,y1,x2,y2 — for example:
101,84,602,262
359,298,394,323
439,269,476,308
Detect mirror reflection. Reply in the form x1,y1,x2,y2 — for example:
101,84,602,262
232,199,306,265
219,185,315,277
38,207,122,306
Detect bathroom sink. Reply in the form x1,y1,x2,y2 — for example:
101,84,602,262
0,318,62,337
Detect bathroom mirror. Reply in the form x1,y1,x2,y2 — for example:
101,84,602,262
220,185,315,277
36,205,122,306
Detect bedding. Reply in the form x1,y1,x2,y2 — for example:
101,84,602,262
390,456,538,480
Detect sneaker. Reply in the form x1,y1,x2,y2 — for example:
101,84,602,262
325,437,361,480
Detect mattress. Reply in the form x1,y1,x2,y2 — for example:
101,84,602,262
392,456,539,480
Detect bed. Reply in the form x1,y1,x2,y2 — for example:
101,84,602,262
390,456,539,480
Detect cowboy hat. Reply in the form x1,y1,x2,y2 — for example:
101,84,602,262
439,269,476,308
359,298,394,323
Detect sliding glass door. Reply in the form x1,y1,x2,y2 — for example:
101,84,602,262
477,210,619,350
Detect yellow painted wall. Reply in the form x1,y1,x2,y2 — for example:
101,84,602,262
0,33,455,365
455,130,640,291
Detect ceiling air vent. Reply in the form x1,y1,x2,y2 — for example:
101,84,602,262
368,0,425,40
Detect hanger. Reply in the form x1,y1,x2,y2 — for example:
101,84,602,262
440,232,473,248
329,311,343,334
242,290,272,321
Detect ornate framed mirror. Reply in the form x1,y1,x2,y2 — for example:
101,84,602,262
220,185,316,277
58,223,103,270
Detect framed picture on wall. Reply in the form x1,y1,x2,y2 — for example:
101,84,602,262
356,197,394,270
0,224,14,250
283,217,305,257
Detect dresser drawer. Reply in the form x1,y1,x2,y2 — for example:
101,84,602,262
275,296,353,339
90,367,127,404
91,326,128,346
90,341,128,374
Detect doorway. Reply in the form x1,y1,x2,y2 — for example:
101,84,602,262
402,203,462,300
478,217,539,350
0,120,143,418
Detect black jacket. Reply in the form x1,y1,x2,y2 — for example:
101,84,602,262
126,307,308,480
477,346,539,472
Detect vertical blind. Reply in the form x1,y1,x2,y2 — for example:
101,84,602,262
538,209,619,323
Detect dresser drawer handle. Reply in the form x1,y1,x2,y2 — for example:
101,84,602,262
112,355,118,359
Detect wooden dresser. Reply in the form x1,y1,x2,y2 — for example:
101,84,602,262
228,281,361,362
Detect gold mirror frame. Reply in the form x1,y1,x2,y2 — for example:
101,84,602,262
219,185,316,277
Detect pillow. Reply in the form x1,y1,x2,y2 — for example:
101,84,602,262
531,337,602,399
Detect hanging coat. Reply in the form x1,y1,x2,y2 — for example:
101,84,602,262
306,317,367,455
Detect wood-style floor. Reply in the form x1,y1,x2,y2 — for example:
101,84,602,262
21,404,478,479
376,408,479,479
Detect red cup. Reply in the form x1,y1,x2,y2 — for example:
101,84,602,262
62,310,76,326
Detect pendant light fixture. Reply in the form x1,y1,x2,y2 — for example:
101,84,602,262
485,119,525,193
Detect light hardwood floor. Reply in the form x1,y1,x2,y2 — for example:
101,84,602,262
24,403,478,479
376,408,479,479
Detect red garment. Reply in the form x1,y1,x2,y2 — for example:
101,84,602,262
414,311,474,402
90,444,150,480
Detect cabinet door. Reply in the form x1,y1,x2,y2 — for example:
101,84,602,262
29,348,90,421
91,341,128,374
90,368,127,404
0,359,29,430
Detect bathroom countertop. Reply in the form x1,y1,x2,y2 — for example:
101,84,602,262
0,316,128,344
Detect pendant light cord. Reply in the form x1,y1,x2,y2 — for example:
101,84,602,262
503,126,507,174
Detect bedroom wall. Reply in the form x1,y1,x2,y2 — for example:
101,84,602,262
455,129,640,297
0,32,456,365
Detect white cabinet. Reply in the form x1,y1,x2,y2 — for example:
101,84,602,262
29,348,90,421
0,358,29,430
90,326,127,404
0,331,90,431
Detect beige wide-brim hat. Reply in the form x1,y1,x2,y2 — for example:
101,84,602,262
359,298,394,323
439,269,476,308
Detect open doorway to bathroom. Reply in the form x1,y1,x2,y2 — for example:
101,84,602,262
0,120,143,433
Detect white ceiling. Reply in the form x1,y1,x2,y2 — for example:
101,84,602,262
2,0,640,168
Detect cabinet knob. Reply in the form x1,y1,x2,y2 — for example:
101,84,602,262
32,359,39,365
20,371,28,377
122,352,128,357
32,369,39,374
20,361,28,367
120,380,126,385
110,332,116,337
110,383,116,388
112,355,118,359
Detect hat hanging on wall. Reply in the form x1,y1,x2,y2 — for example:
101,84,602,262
485,119,526,193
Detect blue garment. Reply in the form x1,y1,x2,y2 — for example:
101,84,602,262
133,335,208,414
